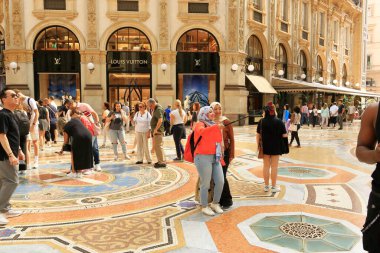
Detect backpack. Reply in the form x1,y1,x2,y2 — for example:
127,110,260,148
184,131,203,163
13,110,30,136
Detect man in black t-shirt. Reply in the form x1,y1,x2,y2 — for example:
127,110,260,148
337,99,345,130
0,88,25,225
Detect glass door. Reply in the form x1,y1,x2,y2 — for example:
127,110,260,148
108,73,150,109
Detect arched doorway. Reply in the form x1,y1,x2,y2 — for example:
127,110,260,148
298,50,307,79
316,56,323,83
33,26,81,100
106,27,152,108
275,43,287,78
342,64,348,86
245,35,264,124
176,29,220,108
330,60,337,85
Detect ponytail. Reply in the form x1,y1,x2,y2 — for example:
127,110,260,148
176,99,183,117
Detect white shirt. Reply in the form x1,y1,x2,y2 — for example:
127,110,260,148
133,111,152,133
50,101,58,110
330,105,339,117
23,97,38,126
348,105,356,114
170,109,186,125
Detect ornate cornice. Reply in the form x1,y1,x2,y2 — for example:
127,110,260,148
0,0,4,23
4,0,10,46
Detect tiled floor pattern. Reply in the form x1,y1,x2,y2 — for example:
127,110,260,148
0,122,371,252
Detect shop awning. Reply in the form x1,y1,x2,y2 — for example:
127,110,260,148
246,75,277,94
271,77,380,98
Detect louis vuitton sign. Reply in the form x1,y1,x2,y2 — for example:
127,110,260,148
107,51,151,73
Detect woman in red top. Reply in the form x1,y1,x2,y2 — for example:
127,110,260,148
193,106,225,216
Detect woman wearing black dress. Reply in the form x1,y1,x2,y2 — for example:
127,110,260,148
63,116,93,177
256,102,287,193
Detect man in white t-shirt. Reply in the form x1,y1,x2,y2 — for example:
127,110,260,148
15,90,40,169
329,102,339,128
48,96,58,111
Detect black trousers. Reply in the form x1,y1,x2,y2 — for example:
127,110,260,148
219,149,233,207
19,134,27,171
363,191,380,253
172,124,185,159
289,125,300,146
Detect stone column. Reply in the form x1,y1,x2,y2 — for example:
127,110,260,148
4,0,31,95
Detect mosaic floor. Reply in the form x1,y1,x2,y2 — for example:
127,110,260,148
0,122,371,253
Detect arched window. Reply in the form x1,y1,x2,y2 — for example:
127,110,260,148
275,43,287,78
246,35,263,75
34,26,79,50
342,64,348,86
176,29,219,52
298,50,307,78
107,27,151,51
330,60,337,84
316,56,323,83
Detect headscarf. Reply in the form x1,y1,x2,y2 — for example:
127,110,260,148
265,101,276,116
197,105,222,162
198,106,215,126
210,102,227,123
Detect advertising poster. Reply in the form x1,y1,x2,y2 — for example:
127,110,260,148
183,75,209,108
48,74,77,99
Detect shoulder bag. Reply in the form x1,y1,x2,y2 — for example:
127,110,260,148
258,120,264,159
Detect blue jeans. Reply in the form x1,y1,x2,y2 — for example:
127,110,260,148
172,124,185,159
109,129,127,157
194,154,224,207
301,113,309,125
92,136,100,165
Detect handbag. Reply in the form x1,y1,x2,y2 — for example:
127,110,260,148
62,143,72,152
258,120,264,159
289,123,297,132
91,122,101,136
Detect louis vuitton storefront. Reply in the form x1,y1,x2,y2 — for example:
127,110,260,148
33,26,81,100
106,27,152,107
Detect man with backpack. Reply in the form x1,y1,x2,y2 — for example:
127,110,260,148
13,104,30,174
14,90,40,169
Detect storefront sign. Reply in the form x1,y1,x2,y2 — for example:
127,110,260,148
107,51,151,73
108,59,148,65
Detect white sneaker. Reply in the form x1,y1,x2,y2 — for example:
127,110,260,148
83,170,93,175
0,213,8,225
271,186,281,193
264,185,270,192
209,203,224,214
18,170,26,175
5,209,22,218
32,162,38,169
66,172,76,178
94,164,102,172
124,155,131,160
76,173,83,178
202,206,215,216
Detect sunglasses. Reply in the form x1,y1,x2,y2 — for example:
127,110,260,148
139,106,144,108
9,93,19,98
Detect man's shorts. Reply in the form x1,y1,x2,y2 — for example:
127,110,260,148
29,124,39,141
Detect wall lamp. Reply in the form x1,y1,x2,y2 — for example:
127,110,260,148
231,63,239,72
160,63,168,73
278,69,284,77
231,63,254,73
6,61,20,74
355,83,360,87
345,81,350,86
87,62,95,74
332,79,338,85
300,73,306,80
318,76,324,82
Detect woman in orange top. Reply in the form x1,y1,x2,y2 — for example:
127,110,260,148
193,106,225,216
